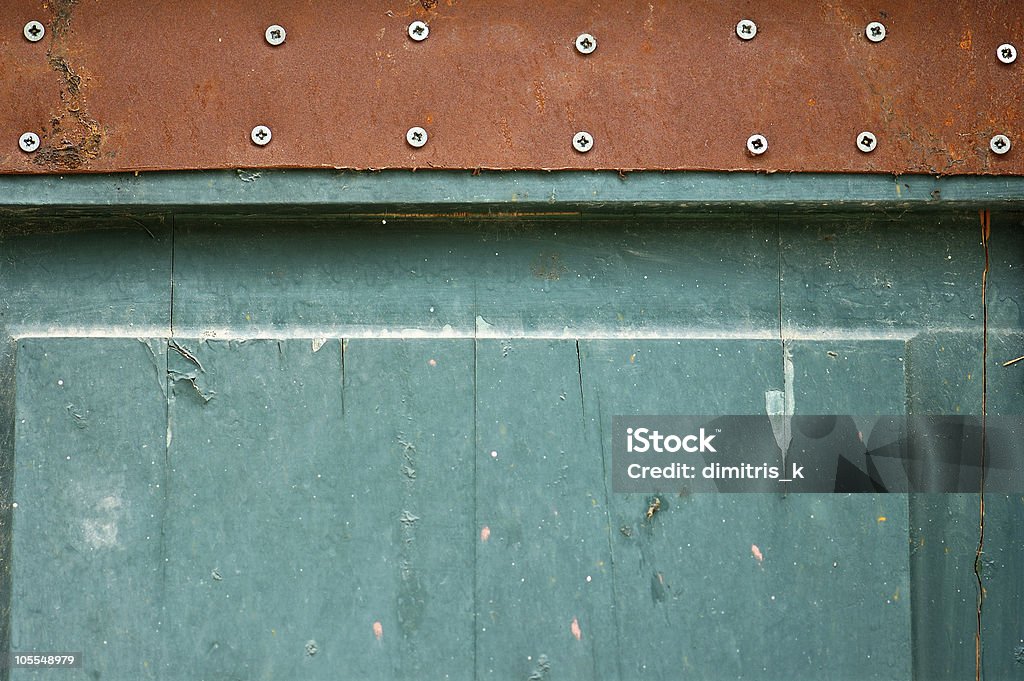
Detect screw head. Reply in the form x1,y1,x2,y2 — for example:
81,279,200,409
866,21,886,42
736,20,757,40
997,43,1017,64
857,131,877,153
406,126,428,148
264,24,286,46
250,125,272,146
572,131,594,153
746,134,768,155
19,132,40,153
575,33,597,54
23,20,45,42
990,134,1011,155
409,21,429,41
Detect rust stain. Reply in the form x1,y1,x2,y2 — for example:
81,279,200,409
570,617,582,641
34,0,103,170
51,0,80,38
959,29,972,50
372,621,383,641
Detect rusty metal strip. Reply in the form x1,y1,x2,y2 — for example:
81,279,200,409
0,1,1021,175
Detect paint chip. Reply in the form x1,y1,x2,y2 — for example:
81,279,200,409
480,526,490,542
570,617,582,641
751,544,764,563
373,621,383,641
877,516,887,523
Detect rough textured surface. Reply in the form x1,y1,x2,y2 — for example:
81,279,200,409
1,1,1023,174
0,203,1021,680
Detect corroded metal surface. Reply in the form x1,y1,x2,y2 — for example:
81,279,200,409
0,0,1021,174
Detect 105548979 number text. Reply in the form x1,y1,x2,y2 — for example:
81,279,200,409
10,652,82,668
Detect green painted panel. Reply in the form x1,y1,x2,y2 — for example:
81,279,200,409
161,338,475,680
581,340,912,680
171,216,779,337
904,328,1024,681
0,218,171,336
781,212,984,335
988,214,1024,331
474,339,618,681
10,338,167,680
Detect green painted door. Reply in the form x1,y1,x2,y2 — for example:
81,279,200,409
1,173,1022,680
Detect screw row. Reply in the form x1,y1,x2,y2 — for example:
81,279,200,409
19,16,1020,62
15,125,1013,158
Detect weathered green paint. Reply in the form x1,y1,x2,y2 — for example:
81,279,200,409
0,172,1021,680
0,216,171,336
0,336,14,677
583,339,912,680
170,215,781,338
0,171,1023,214
10,339,166,680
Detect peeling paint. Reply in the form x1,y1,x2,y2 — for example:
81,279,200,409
527,654,550,681
765,345,795,460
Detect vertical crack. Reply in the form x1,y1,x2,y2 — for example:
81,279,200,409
575,340,585,419
158,212,175,672
340,339,346,417
169,214,176,338
471,336,479,679
0,338,18,681
776,213,792,496
973,209,990,681
777,214,785,350
592,387,623,680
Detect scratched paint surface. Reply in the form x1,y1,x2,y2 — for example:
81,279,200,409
1,1,1023,174
1,209,1023,680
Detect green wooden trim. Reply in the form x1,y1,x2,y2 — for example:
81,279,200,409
0,171,1022,213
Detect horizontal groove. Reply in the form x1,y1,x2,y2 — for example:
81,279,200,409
9,326,1012,342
